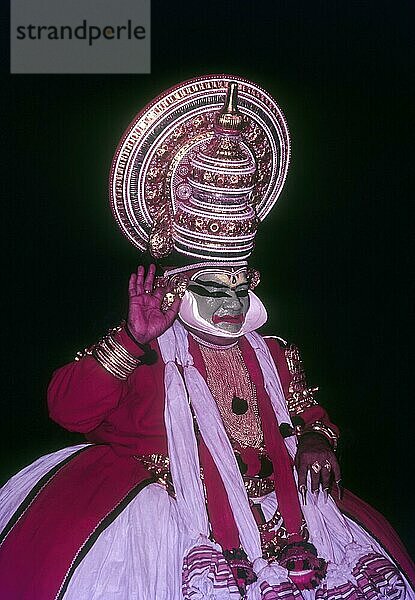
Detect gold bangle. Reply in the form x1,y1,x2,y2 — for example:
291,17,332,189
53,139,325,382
93,345,127,379
91,326,143,380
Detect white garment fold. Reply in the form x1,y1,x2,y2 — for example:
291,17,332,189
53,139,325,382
158,322,263,563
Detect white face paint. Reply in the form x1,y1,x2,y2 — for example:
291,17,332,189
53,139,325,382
187,269,250,334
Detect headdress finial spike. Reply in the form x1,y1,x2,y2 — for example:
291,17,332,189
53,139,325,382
224,82,238,114
216,82,243,132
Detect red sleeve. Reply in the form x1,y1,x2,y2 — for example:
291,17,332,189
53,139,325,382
264,336,339,437
47,327,147,433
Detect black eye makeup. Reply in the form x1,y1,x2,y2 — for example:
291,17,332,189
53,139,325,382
188,283,231,298
188,282,249,299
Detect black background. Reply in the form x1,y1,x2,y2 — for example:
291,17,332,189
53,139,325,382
1,1,414,555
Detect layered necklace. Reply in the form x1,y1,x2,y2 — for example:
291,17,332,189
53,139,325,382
198,342,263,449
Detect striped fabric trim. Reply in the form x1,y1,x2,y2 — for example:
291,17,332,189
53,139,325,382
0,446,91,548
352,552,405,600
260,580,302,599
182,544,240,599
341,510,415,591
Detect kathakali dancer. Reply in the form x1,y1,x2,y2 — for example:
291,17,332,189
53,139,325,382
0,75,414,599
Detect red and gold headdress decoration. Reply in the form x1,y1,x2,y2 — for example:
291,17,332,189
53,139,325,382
110,74,290,264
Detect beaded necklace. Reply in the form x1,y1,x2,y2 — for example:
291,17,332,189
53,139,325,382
199,343,263,448
189,331,238,350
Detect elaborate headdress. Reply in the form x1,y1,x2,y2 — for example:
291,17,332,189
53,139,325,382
110,74,290,268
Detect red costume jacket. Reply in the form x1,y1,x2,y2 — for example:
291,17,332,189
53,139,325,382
47,329,334,456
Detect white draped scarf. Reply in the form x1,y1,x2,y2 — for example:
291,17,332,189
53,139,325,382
158,322,296,572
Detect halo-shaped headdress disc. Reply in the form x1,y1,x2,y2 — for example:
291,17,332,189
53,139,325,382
110,74,290,263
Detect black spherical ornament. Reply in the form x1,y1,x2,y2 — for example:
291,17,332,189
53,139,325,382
279,422,295,438
258,455,274,478
232,395,248,414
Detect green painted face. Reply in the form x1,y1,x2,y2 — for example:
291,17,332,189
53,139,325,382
187,269,250,334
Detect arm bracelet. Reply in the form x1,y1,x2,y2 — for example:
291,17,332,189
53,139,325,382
92,326,144,380
285,344,319,415
75,325,155,380
302,420,339,450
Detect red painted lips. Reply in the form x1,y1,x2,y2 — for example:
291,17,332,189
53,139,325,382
212,314,244,324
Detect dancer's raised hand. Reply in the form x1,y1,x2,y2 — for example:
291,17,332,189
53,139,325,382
127,264,181,344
